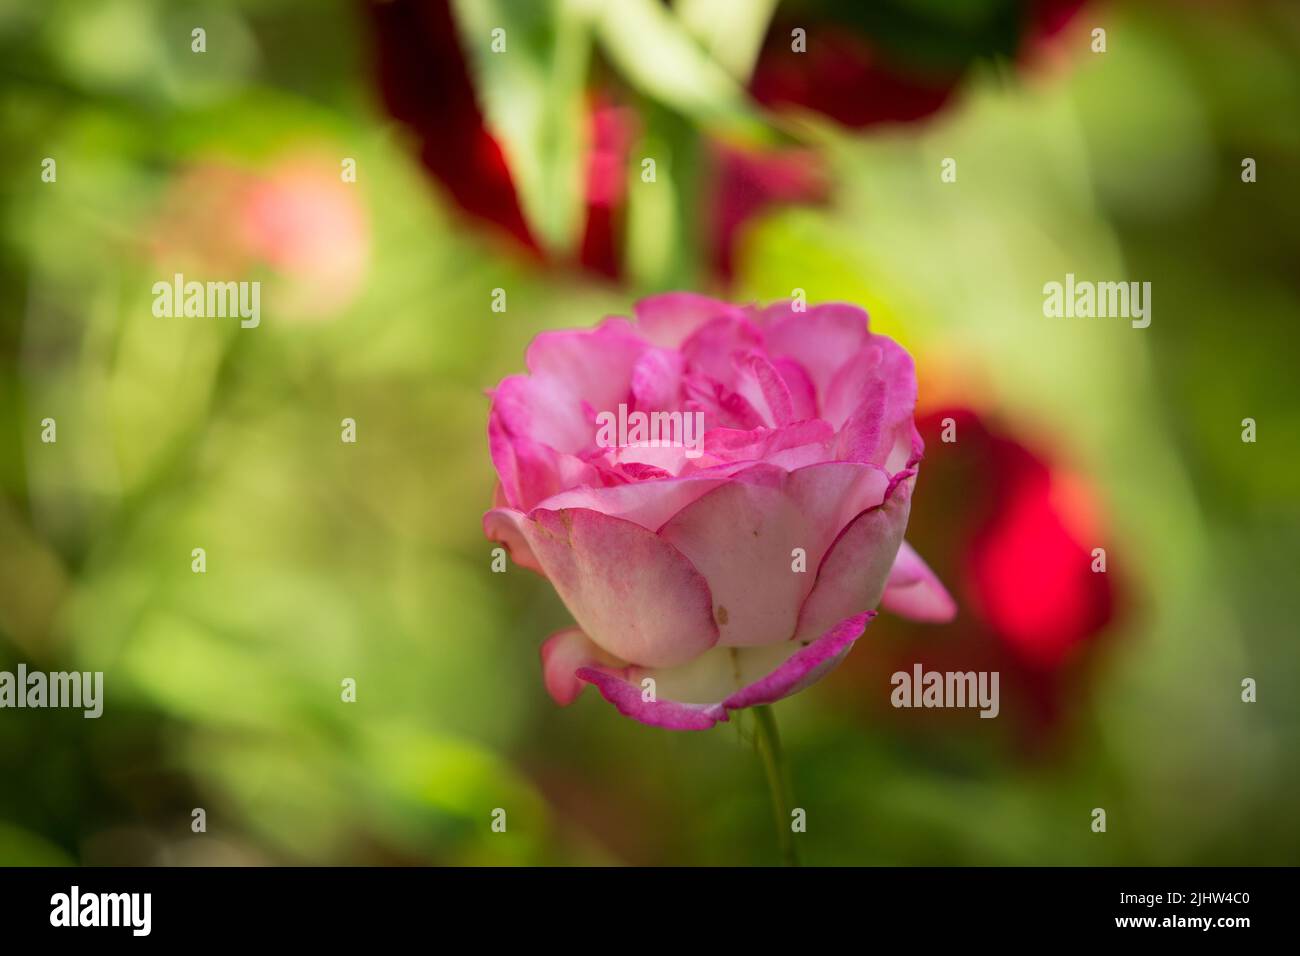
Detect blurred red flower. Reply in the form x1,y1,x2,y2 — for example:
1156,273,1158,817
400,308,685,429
364,1,825,279
364,1,1076,280
829,406,1120,749
367,0,534,251
750,0,1086,129
365,0,1085,280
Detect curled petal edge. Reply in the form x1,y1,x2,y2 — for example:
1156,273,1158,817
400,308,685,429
572,612,873,731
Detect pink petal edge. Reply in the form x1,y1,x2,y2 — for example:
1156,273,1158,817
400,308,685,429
881,541,957,623
574,612,873,730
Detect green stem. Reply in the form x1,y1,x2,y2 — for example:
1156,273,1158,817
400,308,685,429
752,703,799,867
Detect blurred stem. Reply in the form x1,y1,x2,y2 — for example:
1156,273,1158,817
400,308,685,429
752,704,798,867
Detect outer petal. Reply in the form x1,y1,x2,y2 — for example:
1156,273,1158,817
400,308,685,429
491,373,593,456
517,508,719,667
574,612,872,730
658,462,889,647
540,628,624,705
483,506,543,573
793,474,913,643
531,470,743,531
722,612,870,710
488,407,601,511
574,670,720,730
633,293,747,348
881,540,957,623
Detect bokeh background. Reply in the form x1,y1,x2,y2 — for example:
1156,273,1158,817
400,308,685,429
1,0,1297,866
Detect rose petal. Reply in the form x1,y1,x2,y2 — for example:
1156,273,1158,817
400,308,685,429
491,374,593,456
733,352,795,427
793,475,913,642
633,293,747,348
630,347,685,412
722,612,871,710
881,540,957,623
483,506,543,573
680,314,764,387
540,628,625,705
826,336,919,473
525,318,647,415
488,409,603,510
517,507,719,667
772,355,818,420
659,462,889,646
701,420,834,468
573,612,872,730
760,302,871,404
530,470,742,531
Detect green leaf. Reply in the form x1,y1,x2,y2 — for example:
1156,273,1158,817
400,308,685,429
450,0,593,257
594,0,765,140
675,0,780,83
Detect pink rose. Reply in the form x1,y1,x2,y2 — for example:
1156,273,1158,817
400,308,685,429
484,294,954,730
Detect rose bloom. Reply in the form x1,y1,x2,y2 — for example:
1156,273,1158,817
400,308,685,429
484,295,954,729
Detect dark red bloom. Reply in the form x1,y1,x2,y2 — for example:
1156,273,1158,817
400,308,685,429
749,0,1087,129
830,406,1120,748
365,1,1086,279
368,0,535,250
750,28,958,128
365,1,828,279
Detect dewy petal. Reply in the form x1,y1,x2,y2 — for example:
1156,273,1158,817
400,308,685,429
793,474,913,643
633,293,747,348
881,540,957,622
659,462,889,647
574,612,873,730
517,507,719,667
